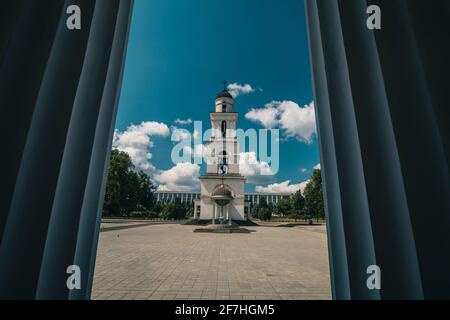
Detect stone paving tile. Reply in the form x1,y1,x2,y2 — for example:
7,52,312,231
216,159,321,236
92,223,331,300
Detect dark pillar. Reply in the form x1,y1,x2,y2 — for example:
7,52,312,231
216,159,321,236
0,0,134,299
306,0,450,299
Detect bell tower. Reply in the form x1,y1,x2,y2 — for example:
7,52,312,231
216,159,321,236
207,82,240,175
197,83,247,222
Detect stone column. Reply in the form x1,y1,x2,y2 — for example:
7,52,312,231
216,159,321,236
0,0,135,300
212,203,216,225
306,0,450,299
227,205,232,226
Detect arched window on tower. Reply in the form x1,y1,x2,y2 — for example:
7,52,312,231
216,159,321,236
220,151,228,165
222,103,227,112
221,120,227,138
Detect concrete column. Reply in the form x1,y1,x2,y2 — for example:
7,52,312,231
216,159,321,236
227,205,231,226
0,0,134,300
304,0,450,299
212,203,216,225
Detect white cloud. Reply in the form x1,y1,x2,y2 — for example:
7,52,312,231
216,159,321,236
174,118,193,125
245,102,280,129
113,121,170,171
227,83,255,98
314,163,321,170
301,168,308,173
278,101,316,144
239,152,275,184
244,100,317,144
155,162,200,192
255,180,309,194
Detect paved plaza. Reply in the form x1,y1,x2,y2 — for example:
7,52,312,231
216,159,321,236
92,222,331,300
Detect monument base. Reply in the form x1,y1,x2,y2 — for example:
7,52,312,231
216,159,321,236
193,223,253,234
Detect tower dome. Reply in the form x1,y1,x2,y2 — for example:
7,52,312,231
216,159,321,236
215,81,234,113
215,89,233,100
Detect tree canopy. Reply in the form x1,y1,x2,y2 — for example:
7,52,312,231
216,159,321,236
103,149,157,217
254,168,325,222
303,169,325,221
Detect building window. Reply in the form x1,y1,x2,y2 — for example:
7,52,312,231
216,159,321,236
221,121,227,138
222,103,227,112
219,151,227,165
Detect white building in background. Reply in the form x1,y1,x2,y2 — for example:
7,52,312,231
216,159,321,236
155,191,200,204
155,191,292,207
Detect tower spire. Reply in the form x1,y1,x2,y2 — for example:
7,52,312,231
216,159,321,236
222,80,228,91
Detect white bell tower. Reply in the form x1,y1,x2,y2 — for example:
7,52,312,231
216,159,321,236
206,82,240,175
196,82,247,222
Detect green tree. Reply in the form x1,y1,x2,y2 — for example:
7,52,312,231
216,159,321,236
153,202,164,214
275,198,293,216
257,207,272,221
303,169,324,221
161,198,187,220
103,149,156,217
137,170,157,210
253,196,272,220
104,150,133,216
291,190,305,213
258,196,268,209
121,170,140,214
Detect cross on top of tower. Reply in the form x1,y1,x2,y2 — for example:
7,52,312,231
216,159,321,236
216,81,234,100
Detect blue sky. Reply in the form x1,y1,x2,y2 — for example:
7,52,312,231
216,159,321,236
114,0,320,193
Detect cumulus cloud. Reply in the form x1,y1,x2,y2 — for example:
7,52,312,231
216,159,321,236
155,162,200,192
255,180,309,194
245,102,279,129
314,163,321,170
245,101,317,143
278,101,316,143
113,121,170,171
239,152,275,184
174,118,193,125
227,83,255,98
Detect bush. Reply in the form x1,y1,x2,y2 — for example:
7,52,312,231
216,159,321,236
256,208,272,221
129,211,160,219
286,210,303,220
161,203,187,220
